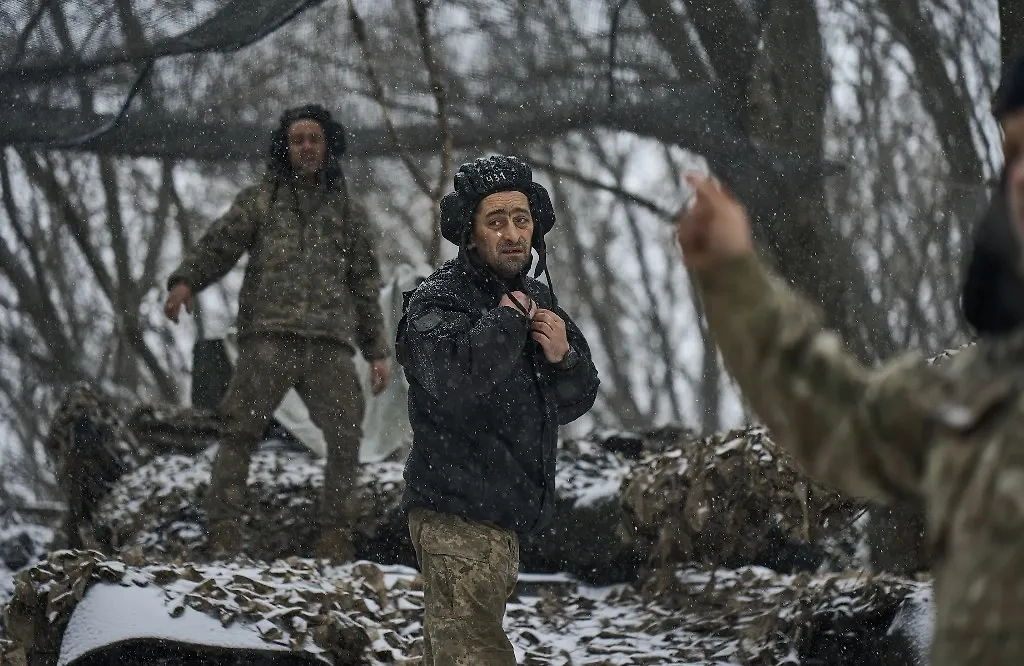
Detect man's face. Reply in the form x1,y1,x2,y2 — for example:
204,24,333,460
287,119,327,176
472,191,534,279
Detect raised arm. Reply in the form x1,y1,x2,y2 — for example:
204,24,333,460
680,176,941,504
397,290,533,402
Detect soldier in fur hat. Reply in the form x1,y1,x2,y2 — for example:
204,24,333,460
395,155,600,665
164,104,392,561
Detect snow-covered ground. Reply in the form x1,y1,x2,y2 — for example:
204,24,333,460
0,521,53,608
3,412,938,665
0,549,934,666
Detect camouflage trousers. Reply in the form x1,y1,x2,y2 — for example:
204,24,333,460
408,507,520,666
206,333,365,538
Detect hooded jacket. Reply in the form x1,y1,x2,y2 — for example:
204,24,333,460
396,247,600,536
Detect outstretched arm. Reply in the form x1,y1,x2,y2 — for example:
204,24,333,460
680,176,939,503
167,189,258,294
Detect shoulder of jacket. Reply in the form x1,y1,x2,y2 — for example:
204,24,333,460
901,342,1018,432
230,182,273,214
407,262,467,305
238,181,270,201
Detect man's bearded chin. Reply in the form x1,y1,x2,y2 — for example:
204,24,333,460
494,244,530,278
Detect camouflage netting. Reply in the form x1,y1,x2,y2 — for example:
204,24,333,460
39,384,147,551
43,384,870,582
0,380,950,664
1,551,380,666
622,427,865,572
0,550,930,666
99,447,410,566
95,433,637,579
124,404,221,456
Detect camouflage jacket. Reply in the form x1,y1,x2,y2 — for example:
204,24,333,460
697,253,1024,665
168,177,389,360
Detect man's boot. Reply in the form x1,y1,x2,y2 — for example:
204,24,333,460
313,527,356,562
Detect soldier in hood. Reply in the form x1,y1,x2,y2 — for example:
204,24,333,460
395,155,600,665
674,52,1024,666
164,104,392,560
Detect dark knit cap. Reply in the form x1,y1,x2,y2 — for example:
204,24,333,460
440,155,555,245
266,104,347,186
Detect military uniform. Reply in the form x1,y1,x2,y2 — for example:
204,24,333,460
397,257,599,666
168,176,389,556
408,508,520,665
396,155,600,665
696,251,1024,665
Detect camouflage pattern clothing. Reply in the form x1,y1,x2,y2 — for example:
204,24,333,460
696,252,1024,666
206,333,364,555
168,176,388,557
168,176,389,361
408,507,520,666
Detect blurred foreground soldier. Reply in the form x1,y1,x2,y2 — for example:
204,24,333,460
395,155,600,665
163,104,392,560
674,52,1024,666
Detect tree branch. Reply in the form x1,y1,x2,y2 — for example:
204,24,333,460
346,0,435,195
141,160,174,289
411,0,452,267
877,0,984,183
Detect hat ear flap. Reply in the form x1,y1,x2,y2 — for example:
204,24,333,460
440,191,468,245
453,169,475,198
528,183,556,236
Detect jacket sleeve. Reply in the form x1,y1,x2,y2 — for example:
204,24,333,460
548,309,600,425
695,252,941,504
167,189,258,293
346,201,390,361
400,297,532,402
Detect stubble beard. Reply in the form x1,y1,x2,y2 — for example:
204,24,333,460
491,252,530,279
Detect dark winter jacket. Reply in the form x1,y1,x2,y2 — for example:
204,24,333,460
396,254,600,536
167,176,389,360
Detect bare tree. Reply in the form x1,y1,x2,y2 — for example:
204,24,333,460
0,0,1011,508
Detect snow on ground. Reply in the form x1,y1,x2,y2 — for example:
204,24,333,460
0,521,54,610
5,549,932,666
